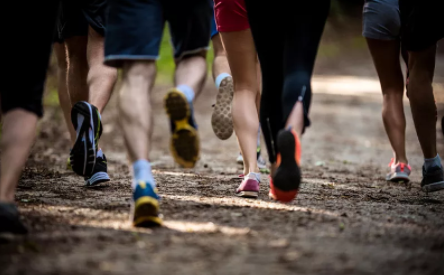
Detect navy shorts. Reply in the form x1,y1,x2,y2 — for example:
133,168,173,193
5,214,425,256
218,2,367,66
105,0,212,67
54,0,108,43
362,0,400,40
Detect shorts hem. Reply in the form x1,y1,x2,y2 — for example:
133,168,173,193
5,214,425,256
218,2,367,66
104,55,159,67
362,31,398,41
217,25,250,33
175,46,209,61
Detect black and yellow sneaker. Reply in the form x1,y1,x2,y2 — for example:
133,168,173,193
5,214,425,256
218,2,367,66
164,88,200,168
70,101,103,177
85,149,110,187
131,181,162,227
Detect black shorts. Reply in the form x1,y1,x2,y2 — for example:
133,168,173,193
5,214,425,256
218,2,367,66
400,0,444,51
2,1,59,117
105,0,211,67
54,0,108,43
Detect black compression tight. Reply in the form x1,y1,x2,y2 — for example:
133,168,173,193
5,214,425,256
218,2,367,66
244,0,330,163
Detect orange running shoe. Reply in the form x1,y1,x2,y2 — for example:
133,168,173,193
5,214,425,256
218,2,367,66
269,129,301,203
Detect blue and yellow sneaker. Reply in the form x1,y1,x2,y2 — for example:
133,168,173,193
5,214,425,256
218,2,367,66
131,181,162,227
164,88,200,168
70,101,102,177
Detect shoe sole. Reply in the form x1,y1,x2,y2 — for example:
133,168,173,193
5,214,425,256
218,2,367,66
386,172,410,183
422,181,444,192
70,102,100,177
236,191,258,198
85,171,111,187
270,130,301,203
211,77,234,140
164,89,199,168
132,196,162,227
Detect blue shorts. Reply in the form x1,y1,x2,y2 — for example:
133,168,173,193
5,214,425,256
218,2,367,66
105,0,212,67
210,0,219,38
362,0,400,40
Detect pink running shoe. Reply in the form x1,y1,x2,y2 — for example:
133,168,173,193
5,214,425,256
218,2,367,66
386,158,411,183
236,173,260,198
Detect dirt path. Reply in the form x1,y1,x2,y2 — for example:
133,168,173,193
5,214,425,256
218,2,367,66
1,80,444,275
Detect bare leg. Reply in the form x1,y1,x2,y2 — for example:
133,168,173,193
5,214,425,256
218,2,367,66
221,29,259,174
119,61,157,162
174,52,207,99
54,42,76,143
65,36,89,105
87,27,118,113
408,45,437,159
211,34,231,81
367,38,407,164
0,110,38,202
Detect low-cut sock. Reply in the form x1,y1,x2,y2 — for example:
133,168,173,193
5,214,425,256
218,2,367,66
215,73,231,89
424,154,443,171
176,84,195,103
132,159,156,190
247,172,261,183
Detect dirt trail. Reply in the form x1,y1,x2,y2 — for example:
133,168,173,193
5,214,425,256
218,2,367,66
1,78,444,275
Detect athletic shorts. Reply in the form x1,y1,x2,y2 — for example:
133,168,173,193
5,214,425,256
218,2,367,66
105,0,212,67
362,0,400,40
54,0,107,43
214,0,250,32
3,0,59,117
400,0,444,51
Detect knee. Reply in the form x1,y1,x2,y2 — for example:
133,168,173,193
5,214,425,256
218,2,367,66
121,61,156,86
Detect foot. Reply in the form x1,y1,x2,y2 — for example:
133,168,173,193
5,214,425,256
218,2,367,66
131,181,162,227
236,173,260,198
85,149,110,187
0,203,28,234
269,129,301,203
70,101,103,177
164,89,200,168
421,165,444,192
211,76,234,140
386,159,411,183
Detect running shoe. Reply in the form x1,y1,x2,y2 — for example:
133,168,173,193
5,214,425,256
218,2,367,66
85,150,110,187
211,76,234,140
164,88,200,168
421,165,444,192
236,173,260,198
269,129,301,203
0,203,28,234
70,101,102,177
257,154,270,174
236,153,244,165
386,159,411,183
66,157,72,171
131,181,162,227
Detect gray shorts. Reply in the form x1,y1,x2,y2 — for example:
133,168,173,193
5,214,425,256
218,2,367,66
362,0,400,40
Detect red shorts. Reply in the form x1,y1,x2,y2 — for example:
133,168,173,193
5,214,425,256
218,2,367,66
214,0,250,32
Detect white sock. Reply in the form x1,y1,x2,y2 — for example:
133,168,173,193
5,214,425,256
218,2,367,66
215,73,231,89
176,85,195,103
424,154,443,171
247,172,261,183
132,159,155,189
